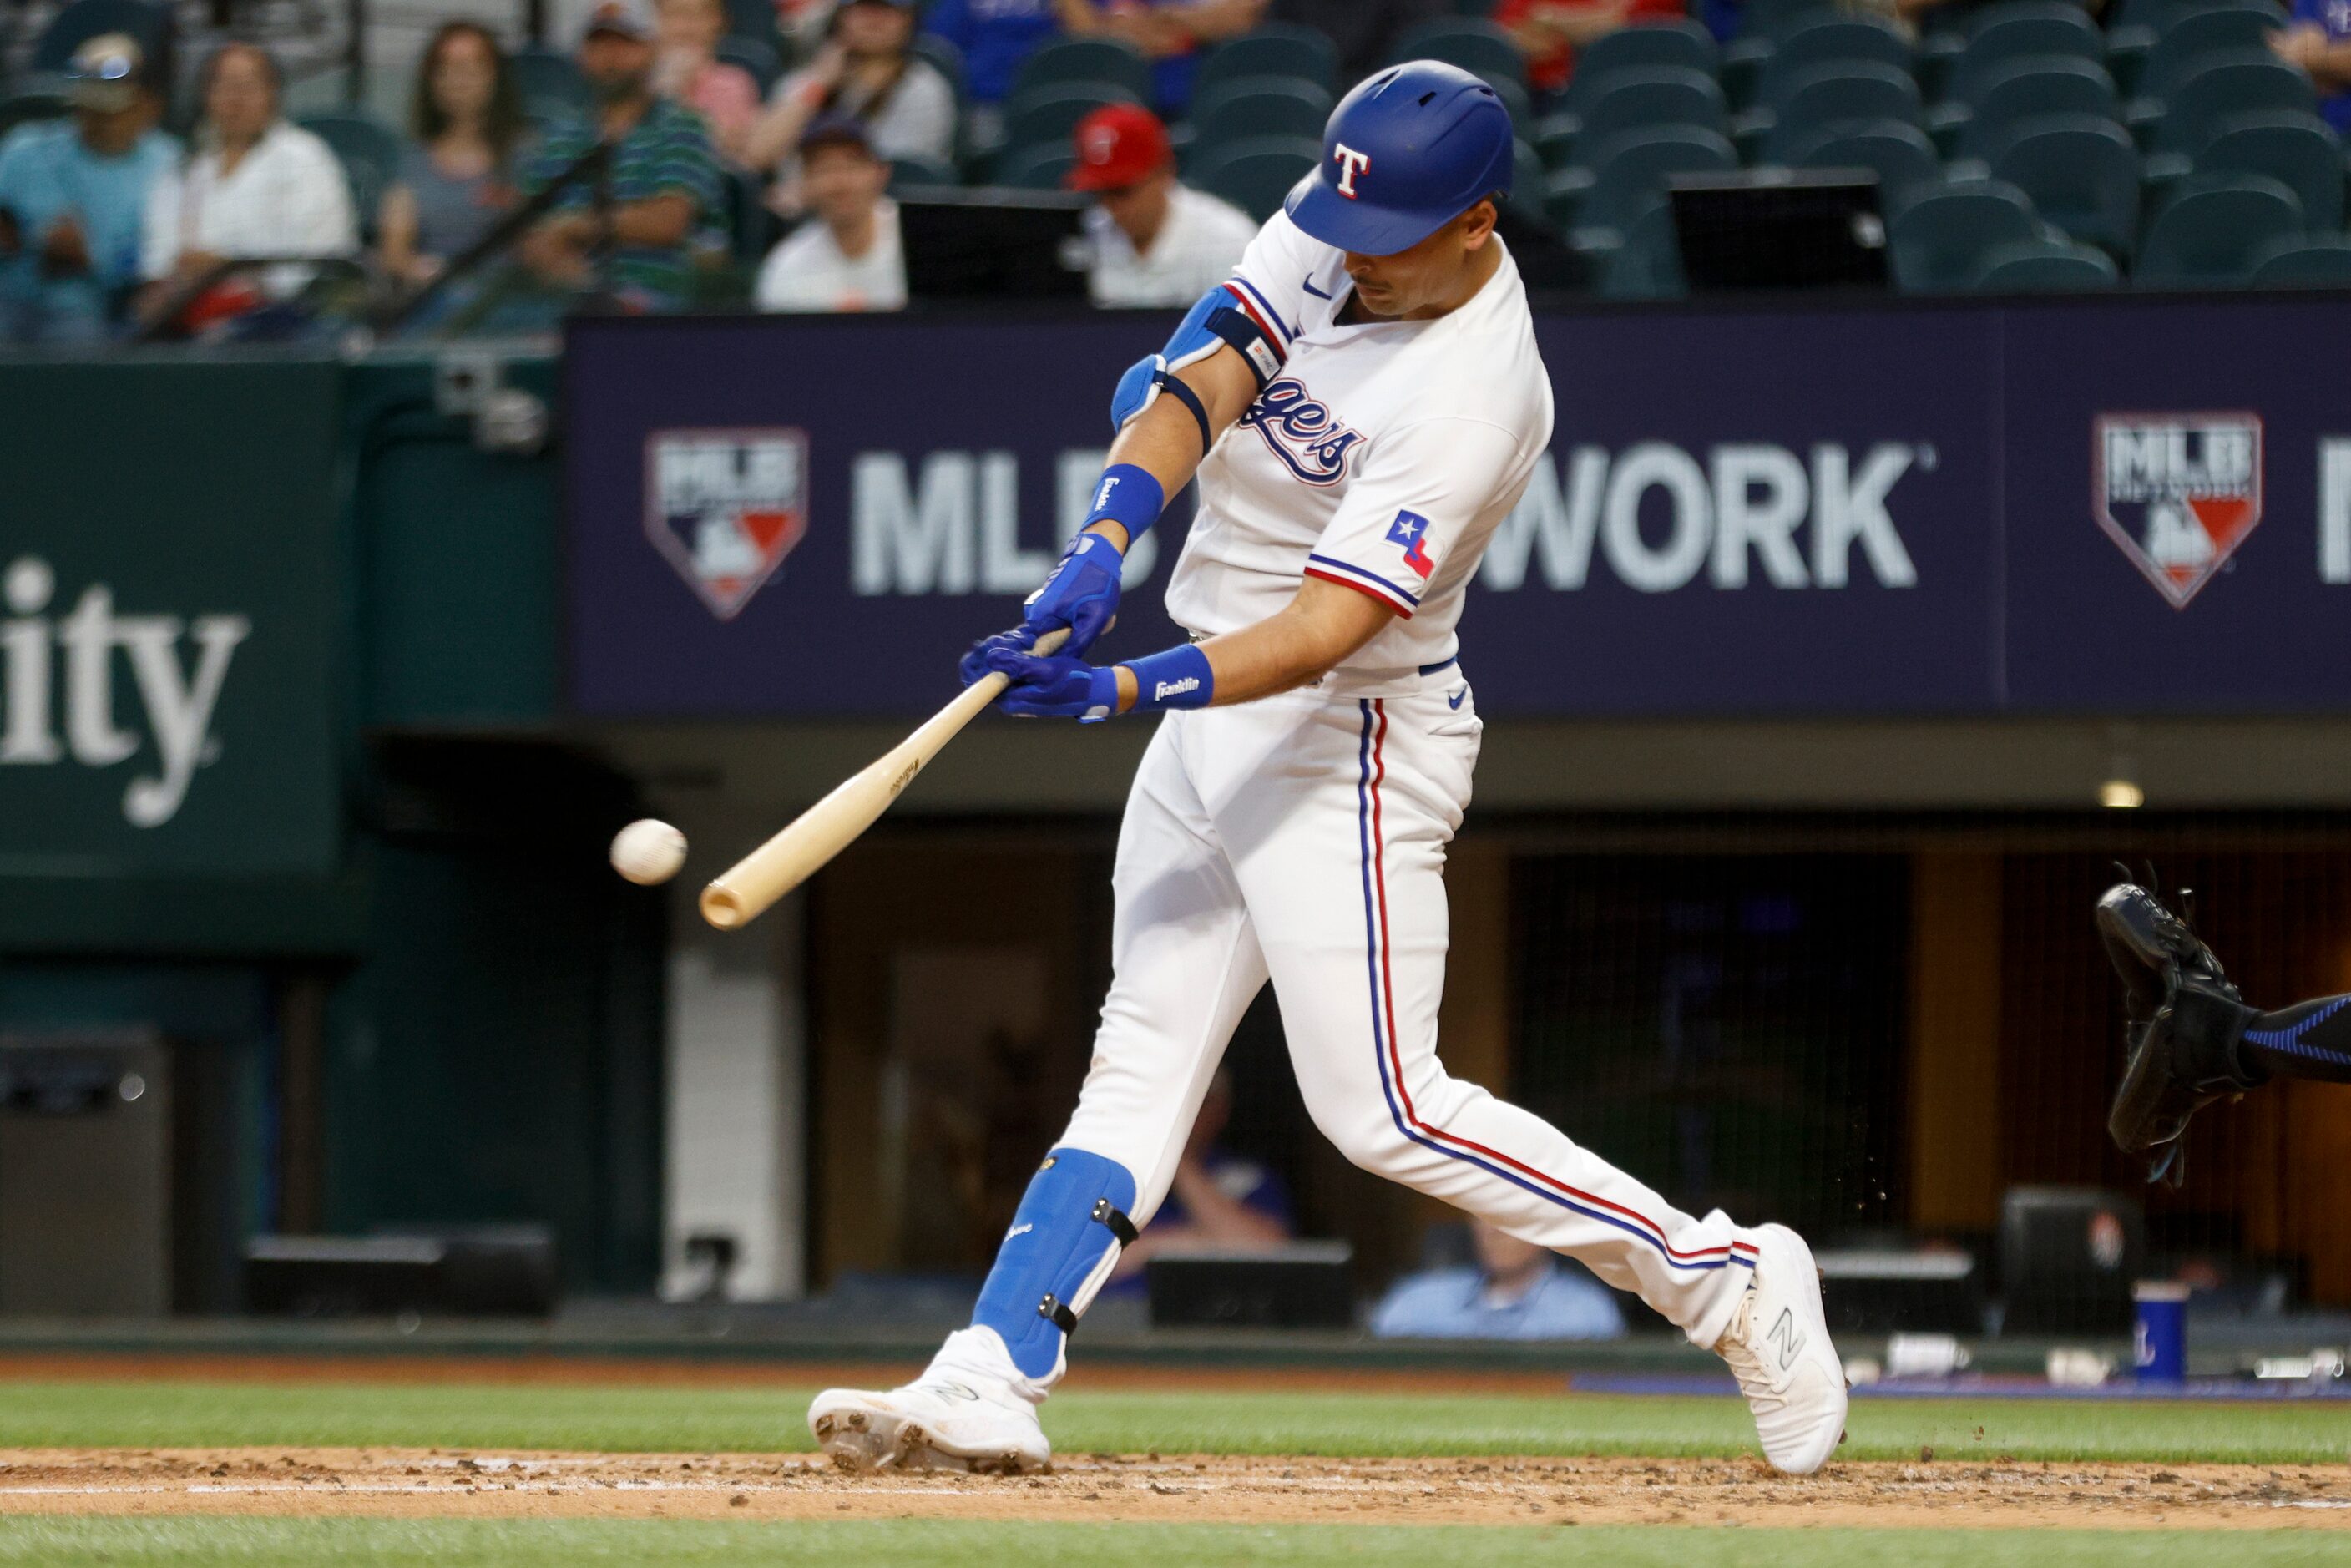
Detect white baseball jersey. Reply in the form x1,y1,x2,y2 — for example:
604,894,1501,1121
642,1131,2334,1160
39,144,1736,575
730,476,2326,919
1161,210,1555,675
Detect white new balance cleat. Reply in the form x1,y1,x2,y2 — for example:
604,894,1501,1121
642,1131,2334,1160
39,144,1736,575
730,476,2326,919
808,1328,1051,1474
1716,1222,1848,1475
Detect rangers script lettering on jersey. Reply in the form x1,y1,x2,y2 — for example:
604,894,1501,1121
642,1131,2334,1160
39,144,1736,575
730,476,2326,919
1165,210,1555,677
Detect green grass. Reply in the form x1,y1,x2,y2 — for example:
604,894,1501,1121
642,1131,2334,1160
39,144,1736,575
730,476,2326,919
0,1379,2343,1465
1,1520,2348,1568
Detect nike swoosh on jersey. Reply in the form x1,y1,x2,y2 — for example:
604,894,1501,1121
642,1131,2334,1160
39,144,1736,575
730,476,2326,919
1302,274,1333,301
1448,688,1467,710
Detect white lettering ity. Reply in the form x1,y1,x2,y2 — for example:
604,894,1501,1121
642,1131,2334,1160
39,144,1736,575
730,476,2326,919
2321,438,2351,584
1813,443,1917,589
0,556,60,764
1333,144,1372,198
851,451,976,594
115,613,247,829
1154,677,1200,700
979,453,1054,594
1479,449,1606,590
1711,444,1811,589
58,586,137,766
1602,443,1712,594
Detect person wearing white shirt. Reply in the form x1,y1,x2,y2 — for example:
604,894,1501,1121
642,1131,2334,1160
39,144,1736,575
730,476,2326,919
138,43,356,321
754,116,905,313
1067,102,1256,309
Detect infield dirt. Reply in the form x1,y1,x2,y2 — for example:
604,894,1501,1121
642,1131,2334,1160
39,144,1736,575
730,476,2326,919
0,1448,2345,1531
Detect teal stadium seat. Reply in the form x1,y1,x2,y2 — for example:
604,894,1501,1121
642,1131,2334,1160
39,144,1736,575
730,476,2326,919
1512,139,1546,220
1191,79,1332,148
1793,121,1943,214
1953,58,2122,161
889,154,960,190
1580,68,1730,146
2152,54,2316,154
2135,171,2304,285
1971,236,2122,288
1762,63,1924,161
1556,125,1737,240
2138,6,2282,102
296,113,399,238
1012,38,1155,106
509,46,588,125
1534,112,1581,169
1747,0,1845,41
1573,20,1722,85
1191,135,1318,221
994,143,1078,190
1599,202,1687,298
1387,19,1527,85
1195,24,1341,97
2247,233,2351,285
1004,81,1142,150
1889,176,2043,291
1757,14,1914,100
2195,111,2343,229
1990,115,2144,257
1948,2,2105,106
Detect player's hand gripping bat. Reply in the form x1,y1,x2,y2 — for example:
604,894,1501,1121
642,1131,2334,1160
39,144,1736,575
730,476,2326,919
700,627,1071,930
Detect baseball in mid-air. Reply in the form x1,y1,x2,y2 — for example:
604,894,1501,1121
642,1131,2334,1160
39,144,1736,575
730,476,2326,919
610,819,688,885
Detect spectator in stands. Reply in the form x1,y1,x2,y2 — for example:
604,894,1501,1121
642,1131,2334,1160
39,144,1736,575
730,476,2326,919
1370,1219,1628,1341
517,0,725,313
380,22,526,288
1106,1068,1293,1283
0,33,175,344
746,0,955,195
754,115,905,310
1068,103,1255,306
1269,0,1448,86
1049,0,1251,114
654,0,764,164
920,0,1059,139
2274,3,2351,133
138,43,357,325
1494,0,1684,98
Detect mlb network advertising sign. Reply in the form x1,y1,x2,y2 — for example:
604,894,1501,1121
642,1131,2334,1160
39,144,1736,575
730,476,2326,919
566,297,2351,719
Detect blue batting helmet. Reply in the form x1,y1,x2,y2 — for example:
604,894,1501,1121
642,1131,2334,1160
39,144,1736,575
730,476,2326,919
1285,61,1516,256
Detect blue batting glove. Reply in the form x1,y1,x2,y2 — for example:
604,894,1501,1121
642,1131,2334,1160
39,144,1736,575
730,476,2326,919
984,645,1121,722
1019,531,1123,657
958,625,1035,687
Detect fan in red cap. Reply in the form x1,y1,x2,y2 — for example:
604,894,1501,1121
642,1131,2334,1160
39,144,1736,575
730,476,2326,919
1064,103,1257,309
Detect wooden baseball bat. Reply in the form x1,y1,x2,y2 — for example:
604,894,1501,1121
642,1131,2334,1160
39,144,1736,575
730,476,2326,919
700,628,1072,930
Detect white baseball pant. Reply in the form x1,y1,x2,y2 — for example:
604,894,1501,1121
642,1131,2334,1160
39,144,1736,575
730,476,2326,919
1052,666,1757,1369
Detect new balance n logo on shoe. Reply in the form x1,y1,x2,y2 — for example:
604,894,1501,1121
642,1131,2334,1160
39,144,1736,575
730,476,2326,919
1767,1307,1805,1372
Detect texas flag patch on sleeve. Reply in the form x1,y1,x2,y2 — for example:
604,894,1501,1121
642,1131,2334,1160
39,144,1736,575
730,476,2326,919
1386,510,1436,578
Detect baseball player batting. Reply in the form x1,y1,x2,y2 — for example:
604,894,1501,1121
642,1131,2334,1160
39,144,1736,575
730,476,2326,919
811,61,1848,1478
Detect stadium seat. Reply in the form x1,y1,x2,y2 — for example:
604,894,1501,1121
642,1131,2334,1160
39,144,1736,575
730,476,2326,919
1599,201,1687,298
1534,112,1581,169
510,46,589,124
1947,1,2105,104
297,113,399,238
716,35,781,94
1387,18,1527,85
889,154,959,190
994,143,1079,190
1512,139,1546,220
1191,79,1332,148
1195,24,1342,96
1578,68,1730,148
1941,55,2121,158
2151,54,2317,155
1971,236,2122,288
29,0,169,75
1747,0,1845,40
1190,134,1318,220
0,91,70,142
1004,81,1143,150
724,169,780,265
1990,115,2144,257
2135,172,2305,285
1792,121,1943,214
2247,233,2351,285
2195,111,2343,230
1761,63,1924,162
1571,20,1722,87
1555,125,1737,239
1756,13,1914,104
2137,5,2282,102
1888,177,2044,291
1012,38,1155,106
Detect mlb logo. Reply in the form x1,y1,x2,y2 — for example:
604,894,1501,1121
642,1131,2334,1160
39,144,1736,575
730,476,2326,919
2093,413,2263,609
645,428,810,620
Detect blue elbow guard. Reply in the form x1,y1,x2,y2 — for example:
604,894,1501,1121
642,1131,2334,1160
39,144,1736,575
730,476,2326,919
969,1147,1140,1380
1107,286,1287,434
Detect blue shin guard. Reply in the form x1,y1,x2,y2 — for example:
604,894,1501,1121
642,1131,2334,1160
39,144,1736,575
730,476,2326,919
970,1148,1139,1381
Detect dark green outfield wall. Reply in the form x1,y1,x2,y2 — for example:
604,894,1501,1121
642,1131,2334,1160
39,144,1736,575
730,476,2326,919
0,352,659,1299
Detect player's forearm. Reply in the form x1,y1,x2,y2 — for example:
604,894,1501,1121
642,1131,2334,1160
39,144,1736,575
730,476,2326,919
1084,349,1257,551
1110,578,1394,711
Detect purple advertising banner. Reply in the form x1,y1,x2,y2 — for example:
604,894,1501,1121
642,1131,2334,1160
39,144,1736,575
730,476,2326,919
565,296,2351,720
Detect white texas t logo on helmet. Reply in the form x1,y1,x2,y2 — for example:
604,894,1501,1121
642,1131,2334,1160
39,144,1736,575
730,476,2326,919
1332,144,1372,199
